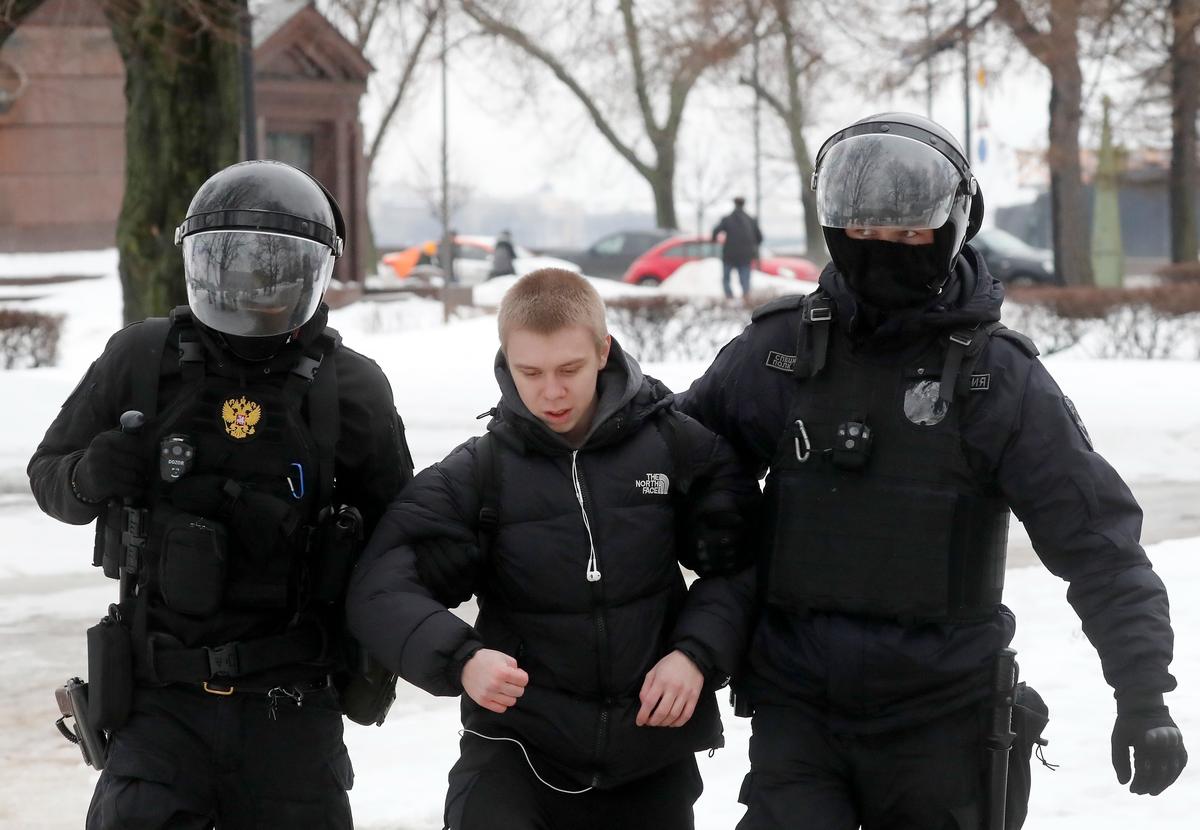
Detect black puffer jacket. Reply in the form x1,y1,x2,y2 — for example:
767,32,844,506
347,339,758,788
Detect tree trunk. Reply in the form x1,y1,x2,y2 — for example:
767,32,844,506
1170,0,1200,263
649,171,678,230
1047,63,1093,285
106,1,242,324
649,143,678,229
786,126,825,264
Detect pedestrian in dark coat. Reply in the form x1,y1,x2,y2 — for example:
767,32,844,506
677,113,1186,829
489,229,517,278
712,196,764,302
347,268,759,830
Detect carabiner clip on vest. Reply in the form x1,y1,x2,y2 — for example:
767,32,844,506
793,419,812,463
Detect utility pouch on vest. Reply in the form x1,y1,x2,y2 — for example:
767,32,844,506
159,509,228,617
1004,682,1051,830
311,505,363,605
86,608,133,731
337,645,398,727
96,502,123,579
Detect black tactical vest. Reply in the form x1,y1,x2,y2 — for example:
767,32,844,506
762,293,1009,622
105,308,343,685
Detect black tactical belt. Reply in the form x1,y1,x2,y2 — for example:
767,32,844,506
145,622,327,687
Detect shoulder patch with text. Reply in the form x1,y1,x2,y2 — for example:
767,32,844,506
765,351,797,373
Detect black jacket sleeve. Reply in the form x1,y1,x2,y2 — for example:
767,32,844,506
27,325,143,526
332,347,414,539
962,342,1176,705
345,440,486,697
673,318,792,474
665,412,761,680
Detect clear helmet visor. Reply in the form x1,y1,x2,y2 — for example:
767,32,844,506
183,230,335,337
816,133,964,231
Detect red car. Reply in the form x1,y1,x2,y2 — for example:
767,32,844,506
620,235,820,286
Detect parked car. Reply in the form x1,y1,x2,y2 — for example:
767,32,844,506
538,229,676,279
380,235,581,285
620,235,820,286
969,227,1058,285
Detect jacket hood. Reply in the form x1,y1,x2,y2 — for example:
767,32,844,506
818,243,1004,343
491,337,669,454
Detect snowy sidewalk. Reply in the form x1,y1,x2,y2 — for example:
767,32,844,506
1,249,1196,827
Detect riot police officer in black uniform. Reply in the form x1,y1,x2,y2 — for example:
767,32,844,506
675,113,1187,828
29,160,413,828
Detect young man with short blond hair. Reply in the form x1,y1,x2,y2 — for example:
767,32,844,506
348,268,758,829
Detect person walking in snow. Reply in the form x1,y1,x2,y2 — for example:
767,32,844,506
677,113,1187,829
712,196,764,303
30,160,413,828
347,268,759,830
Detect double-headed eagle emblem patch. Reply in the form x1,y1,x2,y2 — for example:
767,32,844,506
222,396,262,440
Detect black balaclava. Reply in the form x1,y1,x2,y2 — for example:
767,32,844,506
824,225,958,310
221,332,293,362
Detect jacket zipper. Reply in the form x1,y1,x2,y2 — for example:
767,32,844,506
572,450,612,782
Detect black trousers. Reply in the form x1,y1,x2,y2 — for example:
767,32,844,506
736,702,1032,830
444,733,703,830
86,684,353,830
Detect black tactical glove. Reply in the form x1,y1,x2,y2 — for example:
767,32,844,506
72,428,146,502
414,537,483,608
1111,700,1188,795
679,487,750,577
691,510,746,577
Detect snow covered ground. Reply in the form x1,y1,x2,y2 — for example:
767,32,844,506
1,250,1197,827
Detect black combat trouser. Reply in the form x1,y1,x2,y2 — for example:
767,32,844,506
444,732,703,830
86,683,353,830
736,701,1034,830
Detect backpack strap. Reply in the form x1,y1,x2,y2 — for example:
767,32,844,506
474,433,500,560
794,291,834,379
653,411,694,497
168,306,206,384
302,328,342,509
130,316,175,419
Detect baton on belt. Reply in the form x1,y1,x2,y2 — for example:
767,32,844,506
986,647,1019,830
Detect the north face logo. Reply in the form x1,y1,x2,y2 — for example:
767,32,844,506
636,473,670,495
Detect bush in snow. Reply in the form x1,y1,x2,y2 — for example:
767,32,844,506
606,295,756,363
1004,285,1200,360
0,308,63,369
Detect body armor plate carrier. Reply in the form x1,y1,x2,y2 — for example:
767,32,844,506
763,292,1010,623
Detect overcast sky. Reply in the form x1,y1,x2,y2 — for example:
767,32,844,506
358,9,1140,243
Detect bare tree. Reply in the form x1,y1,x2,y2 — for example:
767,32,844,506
322,0,439,177
738,0,826,262
459,0,750,230
992,0,1107,286
678,146,732,236
105,0,243,322
1169,0,1199,262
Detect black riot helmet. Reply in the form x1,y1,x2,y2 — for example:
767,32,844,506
175,160,345,338
812,112,984,298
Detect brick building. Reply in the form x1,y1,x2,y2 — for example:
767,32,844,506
0,0,373,283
